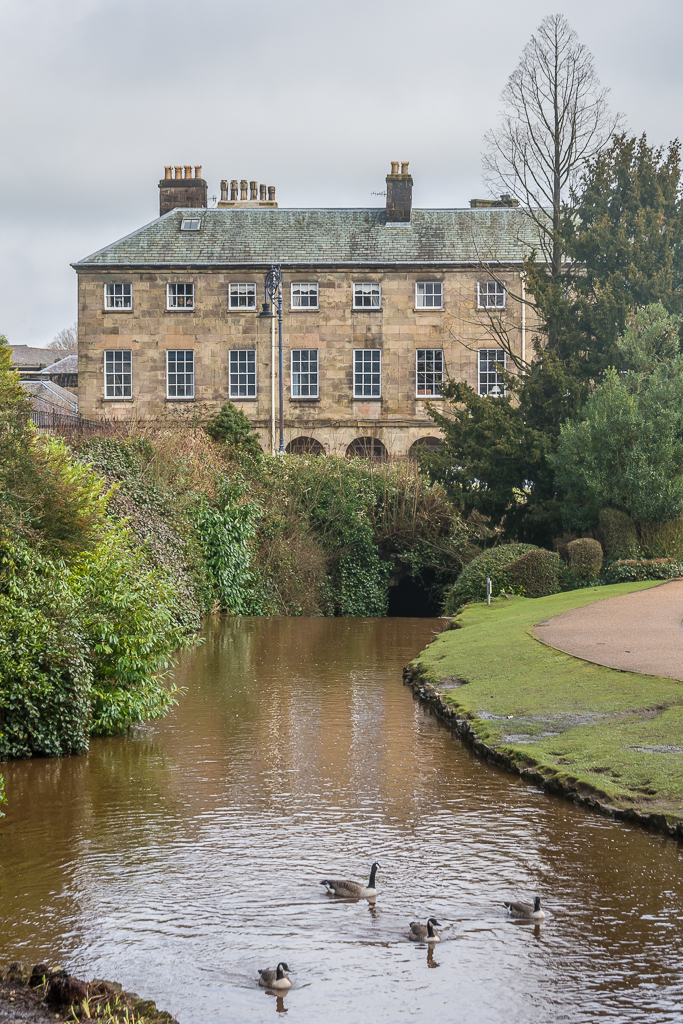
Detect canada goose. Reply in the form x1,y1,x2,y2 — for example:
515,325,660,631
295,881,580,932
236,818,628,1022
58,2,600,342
320,862,379,898
504,896,546,920
258,963,292,990
408,918,442,943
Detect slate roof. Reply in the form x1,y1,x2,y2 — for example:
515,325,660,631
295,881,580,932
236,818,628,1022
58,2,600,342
10,345,61,367
38,353,78,374
21,379,78,413
74,207,541,269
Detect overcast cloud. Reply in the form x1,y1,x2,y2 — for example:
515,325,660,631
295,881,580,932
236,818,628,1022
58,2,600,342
2,0,682,344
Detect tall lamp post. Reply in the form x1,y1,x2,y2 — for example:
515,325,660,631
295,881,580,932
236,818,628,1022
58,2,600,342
259,265,285,454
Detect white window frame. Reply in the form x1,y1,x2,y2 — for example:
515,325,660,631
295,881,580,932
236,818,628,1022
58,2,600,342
291,349,319,398
353,282,381,309
104,350,132,399
416,349,444,397
229,349,257,398
180,217,201,231
353,349,382,398
166,282,194,310
166,349,195,400
229,282,257,310
291,282,319,309
478,349,506,396
477,280,506,309
104,283,132,311
415,281,443,309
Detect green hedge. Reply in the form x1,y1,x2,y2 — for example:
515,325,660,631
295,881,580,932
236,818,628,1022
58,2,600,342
598,508,638,559
602,558,683,584
444,543,537,613
567,538,603,581
506,549,561,598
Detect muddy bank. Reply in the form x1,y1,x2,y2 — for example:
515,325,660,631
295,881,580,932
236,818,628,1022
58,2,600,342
403,664,683,841
0,961,178,1024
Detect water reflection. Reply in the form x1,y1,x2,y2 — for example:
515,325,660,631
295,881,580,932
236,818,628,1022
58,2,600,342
1,616,683,1023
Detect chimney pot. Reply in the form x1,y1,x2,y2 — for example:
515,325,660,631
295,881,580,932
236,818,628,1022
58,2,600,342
401,161,409,175
220,179,228,202
159,163,208,216
259,184,266,201
250,180,258,200
194,165,202,179
268,186,276,201
390,161,399,175
230,180,238,200
240,179,248,201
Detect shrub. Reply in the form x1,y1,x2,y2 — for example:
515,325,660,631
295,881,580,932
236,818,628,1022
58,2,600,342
0,526,187,758
639,517,683,559
444,543,537,613
506,549,561,598
204,401,263,460
601,558,683,584
598,509,638,560
567,538,603,582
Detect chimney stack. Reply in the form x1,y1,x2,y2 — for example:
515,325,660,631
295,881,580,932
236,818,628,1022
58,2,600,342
216,178,278,208
385,160,412,224
158,163,207,216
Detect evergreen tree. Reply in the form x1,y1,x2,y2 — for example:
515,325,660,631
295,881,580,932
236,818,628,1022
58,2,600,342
426,135,683,545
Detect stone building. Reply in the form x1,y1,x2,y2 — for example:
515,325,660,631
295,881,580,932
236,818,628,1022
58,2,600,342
73,162,537,458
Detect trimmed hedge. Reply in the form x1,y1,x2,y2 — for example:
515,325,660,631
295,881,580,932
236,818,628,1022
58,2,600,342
602,558,683,584
506,549,561,598
639,517,683,559
567,537,603,582
598,508,638,560
444,543,537,614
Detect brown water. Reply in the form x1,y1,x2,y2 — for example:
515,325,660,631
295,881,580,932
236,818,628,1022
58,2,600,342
2,617,683,1023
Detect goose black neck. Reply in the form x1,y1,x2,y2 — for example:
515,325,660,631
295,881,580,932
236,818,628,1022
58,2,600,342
368,863,378,887
534,897,541,911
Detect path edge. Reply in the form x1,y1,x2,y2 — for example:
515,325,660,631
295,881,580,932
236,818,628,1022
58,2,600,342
402,664,683,842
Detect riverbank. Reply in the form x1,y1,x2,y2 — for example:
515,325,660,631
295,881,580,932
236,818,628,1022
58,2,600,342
0,961,178,1024
405,581,683,837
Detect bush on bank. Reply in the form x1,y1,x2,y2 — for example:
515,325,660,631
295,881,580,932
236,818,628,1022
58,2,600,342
444,543,537,613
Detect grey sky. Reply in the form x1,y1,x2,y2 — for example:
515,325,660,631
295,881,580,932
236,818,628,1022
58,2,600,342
2,0,682,344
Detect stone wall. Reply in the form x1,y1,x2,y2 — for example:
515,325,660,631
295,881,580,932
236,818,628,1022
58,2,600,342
76,266,525,457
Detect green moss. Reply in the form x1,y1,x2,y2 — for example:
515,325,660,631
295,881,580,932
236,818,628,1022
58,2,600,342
413,582,683,817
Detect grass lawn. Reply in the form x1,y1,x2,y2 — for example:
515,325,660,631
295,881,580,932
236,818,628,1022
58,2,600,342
412,582,683,820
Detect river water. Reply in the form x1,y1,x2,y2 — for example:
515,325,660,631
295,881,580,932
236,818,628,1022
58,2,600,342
1,617,683,1023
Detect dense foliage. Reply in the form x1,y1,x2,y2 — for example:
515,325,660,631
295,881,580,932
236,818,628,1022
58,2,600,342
0,342,191,791
425,135,683,547
555,306,683,529
444,543,537,613
505,549,561,599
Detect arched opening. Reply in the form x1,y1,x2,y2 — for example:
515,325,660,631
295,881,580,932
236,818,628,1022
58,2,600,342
286,436,325,456
346,436,387,462
388,569,442,616
408,436,444,460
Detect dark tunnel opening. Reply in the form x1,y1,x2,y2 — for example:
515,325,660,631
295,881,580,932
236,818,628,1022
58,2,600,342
387,570,442,617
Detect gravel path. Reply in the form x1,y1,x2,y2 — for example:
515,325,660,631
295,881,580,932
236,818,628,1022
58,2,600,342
534,580,683,680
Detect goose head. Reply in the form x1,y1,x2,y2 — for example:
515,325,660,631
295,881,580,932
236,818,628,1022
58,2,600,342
276,963,291,980
426,918,442,935
368,862,380,884
533,897,542,913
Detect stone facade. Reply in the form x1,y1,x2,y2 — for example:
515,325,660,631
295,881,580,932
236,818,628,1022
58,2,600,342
74,164,537,458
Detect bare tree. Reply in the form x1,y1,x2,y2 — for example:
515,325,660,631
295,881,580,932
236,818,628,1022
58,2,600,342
49,320,78,349
483,14,621,278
